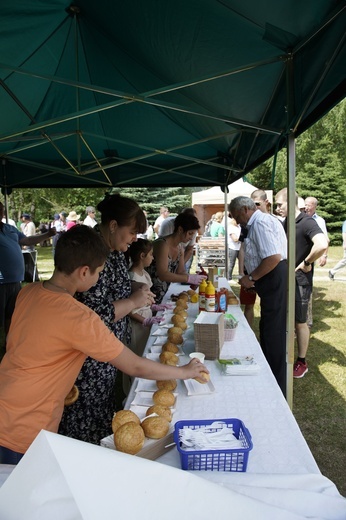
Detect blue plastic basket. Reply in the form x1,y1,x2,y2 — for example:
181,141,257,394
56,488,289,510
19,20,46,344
174,418,253,472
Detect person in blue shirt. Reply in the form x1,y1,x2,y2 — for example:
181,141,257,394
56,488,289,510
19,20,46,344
0,201,55,355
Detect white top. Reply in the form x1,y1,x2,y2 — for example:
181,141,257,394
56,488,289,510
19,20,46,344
228,222,241,251
312,213,328,236
244,210,287,274
83,215,97,228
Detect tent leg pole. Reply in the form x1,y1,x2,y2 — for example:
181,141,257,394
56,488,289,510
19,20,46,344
285,48,296,409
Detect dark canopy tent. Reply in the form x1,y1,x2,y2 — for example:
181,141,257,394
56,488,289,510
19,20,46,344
0,0,345,191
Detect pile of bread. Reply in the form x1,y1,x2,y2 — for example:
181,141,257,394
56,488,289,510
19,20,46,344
112,379,177,455
112,289,210,456
157,290,194,366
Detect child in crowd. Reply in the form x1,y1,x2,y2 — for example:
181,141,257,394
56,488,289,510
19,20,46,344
126,239,173,356
0,226,208,465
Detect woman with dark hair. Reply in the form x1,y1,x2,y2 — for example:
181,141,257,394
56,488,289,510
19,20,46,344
59,193,155,445
146,213,206,303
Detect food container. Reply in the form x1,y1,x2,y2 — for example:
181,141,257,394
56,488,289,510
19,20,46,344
224,313,238,341
193,311,224,359
174,418,253,472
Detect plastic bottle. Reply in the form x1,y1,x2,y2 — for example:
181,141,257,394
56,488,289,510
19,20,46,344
205,280,216,312
197,263,208,278
215,288,228,313
198,279,207,311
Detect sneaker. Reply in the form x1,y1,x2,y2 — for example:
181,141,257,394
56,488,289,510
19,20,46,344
293,360,308,378
328,270,334,280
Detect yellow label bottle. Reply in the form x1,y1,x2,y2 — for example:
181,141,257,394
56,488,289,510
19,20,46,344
205,280,216,312
198,279,207,311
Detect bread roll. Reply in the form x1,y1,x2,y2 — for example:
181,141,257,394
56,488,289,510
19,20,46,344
167,332,184,345
187,289,196,297
142,416,170,439
194,371,211,384
162,341,179,354
146,404,172,422
114,422,145,454
175,299,188,309
159,351,178,366
156,379,177,391
64,385,79,406
173,307,188,317
178,292,189,300
112,409,140,434
153,389,176,407
171,314,185,326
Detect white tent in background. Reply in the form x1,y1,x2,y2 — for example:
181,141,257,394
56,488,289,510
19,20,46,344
192,178,273,206
192,178,273,235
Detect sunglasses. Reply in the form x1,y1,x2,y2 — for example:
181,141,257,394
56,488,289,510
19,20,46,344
254,202,261,207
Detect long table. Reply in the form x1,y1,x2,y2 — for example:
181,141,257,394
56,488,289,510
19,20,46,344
125,282,321,479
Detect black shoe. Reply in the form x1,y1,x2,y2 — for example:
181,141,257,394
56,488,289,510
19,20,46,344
328,270,334,280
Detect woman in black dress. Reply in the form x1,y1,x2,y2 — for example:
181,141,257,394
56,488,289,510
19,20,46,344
59,194,154,444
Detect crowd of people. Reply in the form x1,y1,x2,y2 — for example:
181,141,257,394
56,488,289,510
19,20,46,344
0,189,343,464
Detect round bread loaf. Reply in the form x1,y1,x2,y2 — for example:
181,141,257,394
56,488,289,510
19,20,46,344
187,289,196,297
64,385,79,406
162,341,179,354
146,404,172,422
153,389,176,407
156,379,177,391
112,409,140,434
159,351,178,365
142,416,170,439
178,292,189,301
194,371,211,384
175,299,188,309
173,308,188,318
171,314,185,326
114,422,145,454
167,332,184,345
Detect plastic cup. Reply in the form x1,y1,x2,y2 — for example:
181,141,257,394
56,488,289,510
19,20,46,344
189,352,205,363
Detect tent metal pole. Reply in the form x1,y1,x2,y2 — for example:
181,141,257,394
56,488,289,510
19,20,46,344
224,187,229,278
286,134,296,409
286,52,296,409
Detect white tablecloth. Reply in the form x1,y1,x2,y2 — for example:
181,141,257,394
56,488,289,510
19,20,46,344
125,282,320,476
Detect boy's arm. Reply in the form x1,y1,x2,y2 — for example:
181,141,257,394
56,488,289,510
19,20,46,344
109,345,209,381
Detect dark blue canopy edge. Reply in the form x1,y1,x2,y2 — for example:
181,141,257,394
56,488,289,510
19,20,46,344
0,0,345,190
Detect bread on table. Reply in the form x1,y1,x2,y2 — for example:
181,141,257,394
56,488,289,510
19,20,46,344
141,416,170,439
156,379,177,391
112,409,140,434
159,351,179,366
146,404,173,422
162,341,180,354
153,389,176,407
114,422,145,454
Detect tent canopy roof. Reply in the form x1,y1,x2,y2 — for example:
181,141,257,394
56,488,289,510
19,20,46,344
0,1,345,190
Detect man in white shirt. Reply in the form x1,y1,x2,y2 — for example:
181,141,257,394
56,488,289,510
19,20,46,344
153,206,169,237
83,206,97,228
229,196,288,396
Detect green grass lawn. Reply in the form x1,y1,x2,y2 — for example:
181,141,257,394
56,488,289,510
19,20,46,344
34,244,346,496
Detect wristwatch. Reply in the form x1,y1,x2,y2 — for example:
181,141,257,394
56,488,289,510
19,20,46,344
303,259,311,266
248,274,255,282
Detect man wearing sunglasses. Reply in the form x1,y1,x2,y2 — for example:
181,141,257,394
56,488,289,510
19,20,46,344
275,189,328,379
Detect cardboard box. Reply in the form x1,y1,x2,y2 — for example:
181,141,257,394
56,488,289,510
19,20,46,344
193,311,225,359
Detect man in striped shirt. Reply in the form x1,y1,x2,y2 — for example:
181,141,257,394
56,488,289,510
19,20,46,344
229,196,288,397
